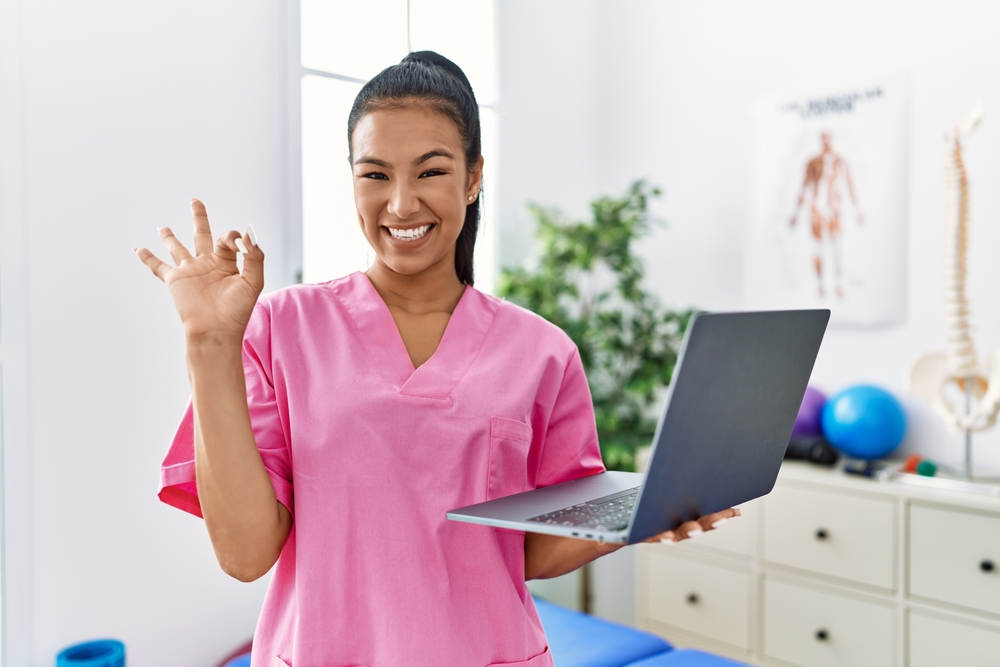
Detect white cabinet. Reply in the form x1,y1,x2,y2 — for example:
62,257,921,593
908,503,1000,616
646,549,751,650
908,610,1000,667
763,485,896,590
762,578,894,667
636,461,1000,666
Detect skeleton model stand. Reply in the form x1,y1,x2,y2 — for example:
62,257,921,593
909,103,1000,480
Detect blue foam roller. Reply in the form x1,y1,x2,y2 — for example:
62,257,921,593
56,640,125,667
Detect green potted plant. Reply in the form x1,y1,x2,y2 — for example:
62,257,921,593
497,180,696,473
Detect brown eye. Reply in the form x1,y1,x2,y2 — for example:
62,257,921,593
419,169,445,178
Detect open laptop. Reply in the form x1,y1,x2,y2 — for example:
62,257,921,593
447,309,830,544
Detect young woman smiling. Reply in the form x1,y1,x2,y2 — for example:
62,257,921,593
135,52,737,667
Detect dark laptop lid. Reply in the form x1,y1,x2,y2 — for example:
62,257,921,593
627,309,829,543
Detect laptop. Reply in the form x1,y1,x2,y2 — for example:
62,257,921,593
447,309,830,544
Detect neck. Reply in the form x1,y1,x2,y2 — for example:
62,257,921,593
366,257,466,315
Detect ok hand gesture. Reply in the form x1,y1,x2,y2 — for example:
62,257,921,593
134,199,263,345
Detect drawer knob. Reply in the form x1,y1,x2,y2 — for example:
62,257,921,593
981,560,995,573
815,629,829,642
815,528,829,541
686,593,699,605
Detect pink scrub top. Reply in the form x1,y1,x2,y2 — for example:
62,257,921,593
159,272,605,667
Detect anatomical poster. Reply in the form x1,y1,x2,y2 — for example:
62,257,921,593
744,78,909,326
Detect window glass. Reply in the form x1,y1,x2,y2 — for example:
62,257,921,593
301,75,369,283
301,0,409,80
409,0,497,105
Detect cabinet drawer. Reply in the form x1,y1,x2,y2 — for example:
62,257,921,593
764,484,895,589
909,504,1000,616
908,610,1000,667
646,549,750,649
674,500,756,559
763,578,894,666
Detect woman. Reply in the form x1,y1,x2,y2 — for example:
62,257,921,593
135,52,737,667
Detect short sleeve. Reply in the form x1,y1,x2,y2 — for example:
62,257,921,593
158,302,294,518
534,347,606,488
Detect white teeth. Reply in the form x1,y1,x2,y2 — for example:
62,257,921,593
388,224,432,241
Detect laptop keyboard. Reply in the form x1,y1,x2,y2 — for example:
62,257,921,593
526,487,641,532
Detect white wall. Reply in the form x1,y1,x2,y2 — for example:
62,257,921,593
497,0,604,270
499,0,1000,624
3,0,291,663
500,0,1000,481
595,0,1000,474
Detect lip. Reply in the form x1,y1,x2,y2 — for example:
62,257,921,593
382,222,436,248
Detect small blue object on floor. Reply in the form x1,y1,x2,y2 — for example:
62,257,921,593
56,640,125,667
626,648,752,667
534,598,671,667
222,654,251,667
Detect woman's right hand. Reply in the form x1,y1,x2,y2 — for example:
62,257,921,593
135,199,263,344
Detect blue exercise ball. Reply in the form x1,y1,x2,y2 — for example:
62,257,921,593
821,385,906,460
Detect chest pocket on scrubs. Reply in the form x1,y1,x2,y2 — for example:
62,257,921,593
487,417,534,500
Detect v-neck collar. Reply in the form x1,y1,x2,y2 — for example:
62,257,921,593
331,272,499,400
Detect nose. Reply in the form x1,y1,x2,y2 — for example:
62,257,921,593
387,178,420,219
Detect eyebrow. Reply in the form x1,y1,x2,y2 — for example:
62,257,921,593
353,149,455,169
354,156,392,168
414,149,455,165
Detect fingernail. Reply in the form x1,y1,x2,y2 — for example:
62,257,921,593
659,536,675,544
733,508,743,517
131,247,138,254
711,518,729,529
686,528,704,538
235,238,248,254
246,224,257,247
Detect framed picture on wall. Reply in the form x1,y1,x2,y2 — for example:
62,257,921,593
744,76,909,326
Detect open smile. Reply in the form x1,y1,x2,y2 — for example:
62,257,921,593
384,224,435,242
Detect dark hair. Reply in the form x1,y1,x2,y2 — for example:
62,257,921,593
347,51,482,285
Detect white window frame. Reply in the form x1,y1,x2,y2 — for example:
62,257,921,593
281,0,499,290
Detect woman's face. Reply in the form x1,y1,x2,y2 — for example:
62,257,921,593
351,105,483,279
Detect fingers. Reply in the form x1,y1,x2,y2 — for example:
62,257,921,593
159,226,193,265
215,229,243,258
191,198,214,256
644,507,744,546
240,225,265,292
133,247,171,282
699,507,742,532
214,226,265,293
652,530,677,545
678,521,704,539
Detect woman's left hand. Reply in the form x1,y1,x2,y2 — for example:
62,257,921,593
525,506,744,579
640,507,742,545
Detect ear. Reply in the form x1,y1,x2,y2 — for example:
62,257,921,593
466,155,485,200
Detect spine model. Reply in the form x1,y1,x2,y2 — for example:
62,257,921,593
908,103,1000,435
943,113,978,378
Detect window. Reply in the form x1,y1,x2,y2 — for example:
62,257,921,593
298,0,498,293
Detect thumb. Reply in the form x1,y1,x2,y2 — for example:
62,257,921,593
241,226,265,293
